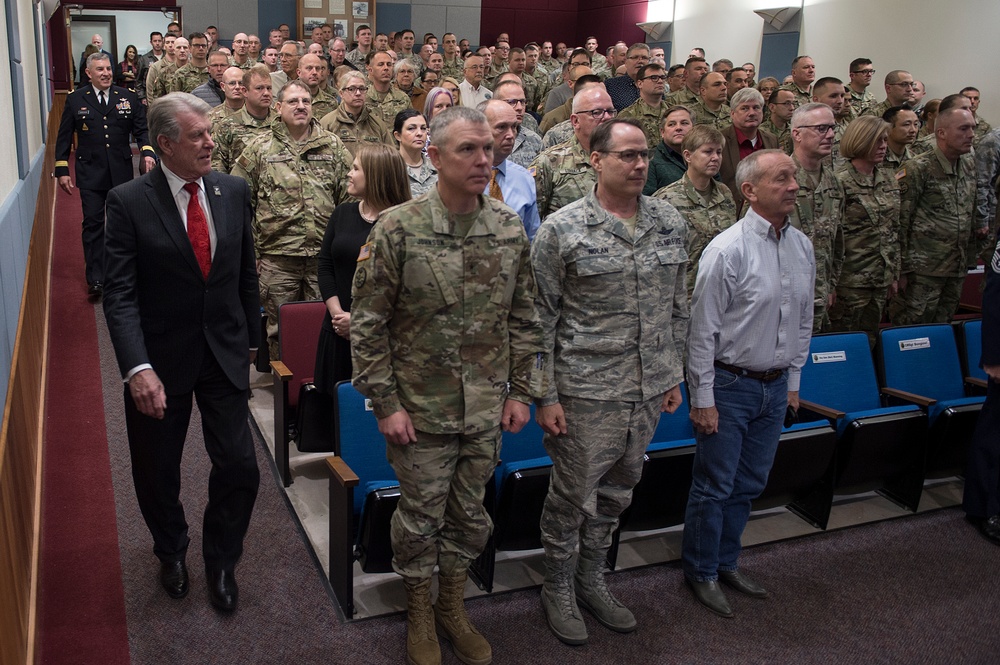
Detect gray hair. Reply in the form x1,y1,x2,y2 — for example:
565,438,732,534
393,59,417,76
429,106,488,148
282,40,304,56
791,102,832,128
148,93,212,155
86,51,111,68
735,148,789,190
338,70,367,89
730,87,765,109
278,79,311,101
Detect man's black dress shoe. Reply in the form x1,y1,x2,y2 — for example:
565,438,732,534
207,569,238,611
160,560,189,599
88,282,103,298
719,569,769,598
968,514,1000,545
685,578,733,618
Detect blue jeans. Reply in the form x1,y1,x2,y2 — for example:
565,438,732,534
681,368,787,581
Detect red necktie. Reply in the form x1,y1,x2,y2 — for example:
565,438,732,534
183,182,212,279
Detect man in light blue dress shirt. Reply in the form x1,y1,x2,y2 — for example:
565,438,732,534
682,149,815,618
483,100,541,241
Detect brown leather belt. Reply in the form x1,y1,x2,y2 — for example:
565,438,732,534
714,360,784,382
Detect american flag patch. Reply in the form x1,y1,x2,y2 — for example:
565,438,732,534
357,242,372,261
895,168,906,180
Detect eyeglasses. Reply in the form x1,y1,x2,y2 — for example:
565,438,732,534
890,82,916,89
773,101,796,108
641,75,667,82
341,86,368,94
576,108,617,119
503,98,527,107
279,53,297,59
627,54,649,61
851,69,875,75
797,124,835,134
601,149,649,163
466,64,485,70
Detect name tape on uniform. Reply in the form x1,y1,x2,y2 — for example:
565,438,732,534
898,337,930,351
811,351,846,363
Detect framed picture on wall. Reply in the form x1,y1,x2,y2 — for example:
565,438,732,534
304,18,326,36
352,2,369,19
333,19,349,39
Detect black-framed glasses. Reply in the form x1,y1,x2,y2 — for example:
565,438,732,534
503,98,527,107
797,124,835,134
576,108,617,119
851,69,876,75
641,74,667,82
600,149,649,163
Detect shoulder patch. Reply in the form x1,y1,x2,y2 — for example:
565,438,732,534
357,242,373,262
895,168,906,180
528,166,536,177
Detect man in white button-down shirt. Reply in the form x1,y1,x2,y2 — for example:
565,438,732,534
682,149,815,618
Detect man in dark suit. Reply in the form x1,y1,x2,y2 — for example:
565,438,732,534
55,51,156,297
965,237,1000,546
719,87,778,215
102,92,261,612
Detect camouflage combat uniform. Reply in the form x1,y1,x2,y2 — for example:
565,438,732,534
145,59,178,102
509,126,542,169
975,129,1000,263
974,116,993,146
345,48,370,70
653,174,739,298
760,118,791,154
618,98,665,149
405,155,438,198
779,83,812,109
350,187,545,579
890,146,978,324
789,155,846,332
690,99,731,130
208,103,242,129
310,86,340,123
848,88,877,117
530,135,595,219
210,107,277,174
828,162,901,346
541,119,573,150
319,102,394,156
231,120,352,357
167,63,209,93
523,71,550,115
366,85,412,129
883,145,914,171
665,87,699,109
531,189,688,564
441,57,464,81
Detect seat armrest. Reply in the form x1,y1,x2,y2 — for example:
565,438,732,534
326,456,360,488
965,376,988,390
798,399,845,420
270,360,293,382
881,386,936,408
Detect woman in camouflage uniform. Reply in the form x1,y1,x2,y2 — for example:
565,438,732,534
829,115,901,346
653,125,738,299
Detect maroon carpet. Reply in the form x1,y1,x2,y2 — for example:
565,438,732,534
36,169,130,664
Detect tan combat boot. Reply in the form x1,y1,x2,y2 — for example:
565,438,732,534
403,577,441,665
575,550,636,632
433,572,492,665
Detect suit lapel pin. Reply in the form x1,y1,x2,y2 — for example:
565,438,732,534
213,186,221,196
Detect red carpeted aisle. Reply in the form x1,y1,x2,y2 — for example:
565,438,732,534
36,165,130,664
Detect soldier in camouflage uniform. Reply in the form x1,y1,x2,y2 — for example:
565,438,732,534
882,106,919,170
960,87,993,146
653,125,738,298
829,116,901,346
532,119,686,645
665,57,708,108
211,66,277,174
692,72,732,129
296,54,339,122
890,108,982,325
864,70,915,120
789,103,846,332
147,37,184,102
167,33,209,93
207,67,246,128
320,71,393,155
618,63,668,149
531,86,615,219
975,129,1000,264
762,88,795,154
491,80,544,168
231,80,352,358
439,33,464,81
811,77,853,168
351,107,544,665
778,56,815,108
847,58,877,117
365,50,412,129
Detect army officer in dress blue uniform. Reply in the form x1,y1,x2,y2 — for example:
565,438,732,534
55,52,156,297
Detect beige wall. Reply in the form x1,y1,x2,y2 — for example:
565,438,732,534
668,0,997,125
19,0,43,156
0,4,19,201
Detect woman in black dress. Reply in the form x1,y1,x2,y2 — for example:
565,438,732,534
314,144,411,392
